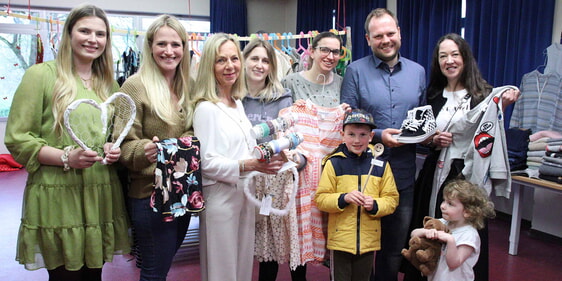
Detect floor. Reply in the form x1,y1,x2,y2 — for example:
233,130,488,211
1,169,561,281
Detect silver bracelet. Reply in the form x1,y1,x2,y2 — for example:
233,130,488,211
239,160,245,173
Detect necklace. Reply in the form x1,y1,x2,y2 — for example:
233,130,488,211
79,76,92,82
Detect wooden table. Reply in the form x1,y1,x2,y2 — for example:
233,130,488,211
509,175,562,255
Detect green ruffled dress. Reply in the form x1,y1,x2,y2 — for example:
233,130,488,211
5,61,131,271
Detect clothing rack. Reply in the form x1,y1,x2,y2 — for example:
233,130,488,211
1,11,349,42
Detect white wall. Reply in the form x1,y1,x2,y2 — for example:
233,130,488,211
3,0,209,16
0,121,6,154
554,0,562,43
246,0,296,34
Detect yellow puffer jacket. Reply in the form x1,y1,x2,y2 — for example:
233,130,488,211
315,143,399,255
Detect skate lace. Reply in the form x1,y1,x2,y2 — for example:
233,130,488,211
402,118,423,131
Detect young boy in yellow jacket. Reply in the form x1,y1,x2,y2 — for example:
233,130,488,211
315,109,399,281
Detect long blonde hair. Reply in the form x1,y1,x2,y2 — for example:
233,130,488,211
242,38,284,103
138,14,192,130
52,3,114,135
193,33,246,104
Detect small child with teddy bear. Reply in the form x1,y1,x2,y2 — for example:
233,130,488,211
407,179,495,281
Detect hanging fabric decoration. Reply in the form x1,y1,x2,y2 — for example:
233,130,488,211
27,0,31,19
36,33,44,64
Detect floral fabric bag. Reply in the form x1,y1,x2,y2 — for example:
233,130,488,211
151,136,205,222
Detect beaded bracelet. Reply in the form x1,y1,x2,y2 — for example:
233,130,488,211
61,146,74,171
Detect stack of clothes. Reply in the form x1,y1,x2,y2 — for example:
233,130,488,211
506,128,531,172
527,137,548,175
509,130,562,181
539,138,562,183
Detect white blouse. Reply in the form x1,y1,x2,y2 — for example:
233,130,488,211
193,99,256,186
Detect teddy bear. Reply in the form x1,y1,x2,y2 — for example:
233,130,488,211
401,216,450,276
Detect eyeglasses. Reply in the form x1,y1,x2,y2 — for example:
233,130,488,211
315,46,342,57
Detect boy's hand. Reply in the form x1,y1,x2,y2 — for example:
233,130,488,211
344,190,365,206
363,195,374,211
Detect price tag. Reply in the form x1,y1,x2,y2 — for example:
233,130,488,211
259,194,273,216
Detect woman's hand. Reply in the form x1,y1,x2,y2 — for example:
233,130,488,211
245,155,284,174
502,88,521,110
434,130,453,147
144,136,160,163
68,148,103,169
103,143,121,164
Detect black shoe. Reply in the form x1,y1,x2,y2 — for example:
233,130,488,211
393,105,436,144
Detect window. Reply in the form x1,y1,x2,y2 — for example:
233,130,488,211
0,8,209,119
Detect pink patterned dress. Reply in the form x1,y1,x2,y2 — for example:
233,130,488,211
278,101,346,266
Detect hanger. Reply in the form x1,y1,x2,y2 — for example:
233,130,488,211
535,49,547,73
300,31,314,70
340,46,350,62
269,33,281,51
275,33,283,51
190,33,201,56
281,32,293,54
295,31,307,54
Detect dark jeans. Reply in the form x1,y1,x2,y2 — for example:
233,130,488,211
129,197,191,281
372,188,414,281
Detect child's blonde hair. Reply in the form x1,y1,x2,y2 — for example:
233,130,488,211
443,179,495,229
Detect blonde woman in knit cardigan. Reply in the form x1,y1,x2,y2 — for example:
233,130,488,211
118,15,194,280
193,33,283,281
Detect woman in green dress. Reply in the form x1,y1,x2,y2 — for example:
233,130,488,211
4,4,131,280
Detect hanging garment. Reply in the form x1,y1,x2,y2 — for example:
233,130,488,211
151,137,204,222
430,86,515,216
510,70,562,132
278,101,346,265
36,34,44,64
545,43,562,76
250,168,301,269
